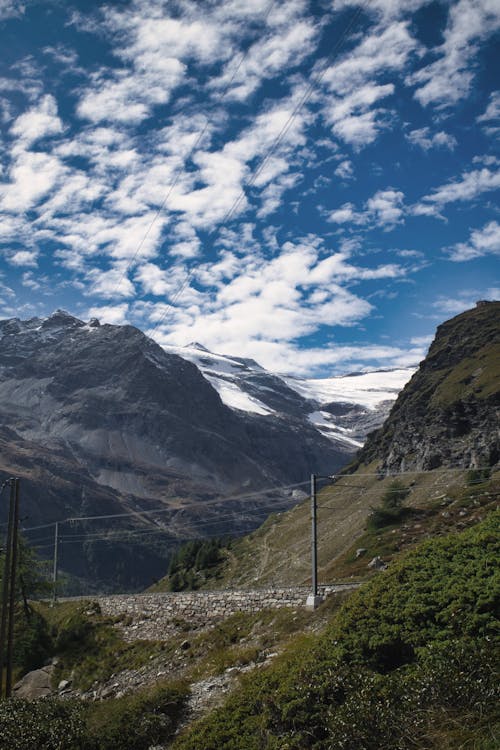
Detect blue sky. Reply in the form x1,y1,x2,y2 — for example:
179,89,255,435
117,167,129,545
0,0,498,376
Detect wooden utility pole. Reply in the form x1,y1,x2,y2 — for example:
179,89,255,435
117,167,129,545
0,479,16,698
5,478,20,697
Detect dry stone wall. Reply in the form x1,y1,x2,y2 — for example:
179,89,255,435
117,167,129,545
95,585,356,641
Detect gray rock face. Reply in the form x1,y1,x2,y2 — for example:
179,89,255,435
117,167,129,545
355,302,500,474
0,312,350,590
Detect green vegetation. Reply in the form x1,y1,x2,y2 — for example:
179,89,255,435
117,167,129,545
35,600,168,691
0,697,87,750
0,536,52,678
153,537,231,591
367,480,410,530
173,513,500,749
84,681,188,750
0,683,188,750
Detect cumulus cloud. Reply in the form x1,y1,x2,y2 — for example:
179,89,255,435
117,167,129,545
412,166,500,217
320,20,419,147
334,159,354,180
144,238,410,373
86,302,129,324
8,249,38,267
9,94,63,145
407,127,457,151
432,287,500,315
408,0,500,108
328,187,405,228
448,221,500,262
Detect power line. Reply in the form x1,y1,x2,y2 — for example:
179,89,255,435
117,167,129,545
109,0,278,300
19,479,310,533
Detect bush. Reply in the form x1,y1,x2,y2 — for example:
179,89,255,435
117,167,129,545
85,681,188,750
0,697,87,750
367,480,410,529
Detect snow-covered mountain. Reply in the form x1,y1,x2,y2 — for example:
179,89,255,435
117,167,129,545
164,343,415,450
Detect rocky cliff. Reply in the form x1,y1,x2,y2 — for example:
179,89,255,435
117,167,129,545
354,301,500,473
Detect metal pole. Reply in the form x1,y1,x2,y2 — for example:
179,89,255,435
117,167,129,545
0,479,15,698
6,478,20,697
52,522,59,606
311,473,318,597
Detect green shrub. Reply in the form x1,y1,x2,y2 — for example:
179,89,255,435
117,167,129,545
367,480,410,529
0,697,87,750
85,681,189,750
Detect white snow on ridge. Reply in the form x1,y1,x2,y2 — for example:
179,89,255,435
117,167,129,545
204,375,275,415
164,343,275,415
285,368,415,410
307,411,363,448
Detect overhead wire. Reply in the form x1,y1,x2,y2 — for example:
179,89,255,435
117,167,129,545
147,2,368,337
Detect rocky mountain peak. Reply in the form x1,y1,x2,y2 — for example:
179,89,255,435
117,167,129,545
354,302,500,474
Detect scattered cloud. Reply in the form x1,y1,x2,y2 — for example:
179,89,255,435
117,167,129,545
86,302,129,325
408,0,500,108
412,166,500,217
432,287,500,315
8,249,38,267
448,221,500,262
9,94,63,145
320,21,419,147
407,127,457,151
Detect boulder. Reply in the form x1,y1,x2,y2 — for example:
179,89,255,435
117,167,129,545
13,665,54,700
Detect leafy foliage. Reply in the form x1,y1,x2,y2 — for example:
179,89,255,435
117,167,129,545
84,681,188,750
0,697,87,750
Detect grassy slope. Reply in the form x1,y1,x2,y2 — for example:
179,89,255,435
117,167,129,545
173,512,500,750
196,466,499,589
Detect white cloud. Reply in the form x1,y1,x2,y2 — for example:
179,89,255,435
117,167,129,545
8,249,38,267
320,21,418,147
143,238,410,373
328,202,365,225
0,149,65,212
86,302,129,324
448,221,500,261
408,0,500,108
10,94,63,145
334,159,354,180
432,288,500,315
412,167,500,216
407,127,457,151
366,188,404,228
333,0,430,21
212,20,318,101
0,0,25,21
478,91,500,122
86,265,135,299
328,187,405,228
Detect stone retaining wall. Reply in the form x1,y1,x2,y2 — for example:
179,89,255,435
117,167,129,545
94,585,357,640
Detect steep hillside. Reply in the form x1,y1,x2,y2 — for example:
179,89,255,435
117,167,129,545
355,300,500,473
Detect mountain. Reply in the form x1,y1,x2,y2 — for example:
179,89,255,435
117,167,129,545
202,302,500,589
353,300,500,473
0,311,354,590
164,342,414,450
